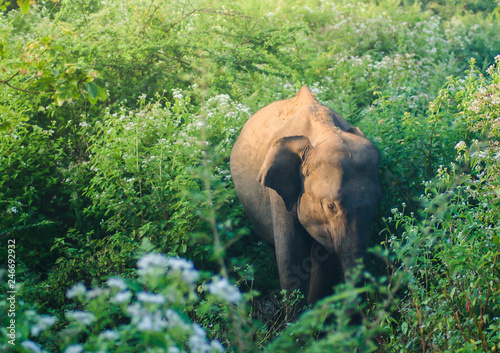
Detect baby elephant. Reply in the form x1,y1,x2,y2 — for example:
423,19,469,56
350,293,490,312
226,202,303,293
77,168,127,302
230,87,381,304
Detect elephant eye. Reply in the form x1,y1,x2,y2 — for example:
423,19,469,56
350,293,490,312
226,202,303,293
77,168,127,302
327,203,337,212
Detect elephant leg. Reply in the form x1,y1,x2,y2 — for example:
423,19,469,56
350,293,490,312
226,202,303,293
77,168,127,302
270,191,311,300
307,241,343,304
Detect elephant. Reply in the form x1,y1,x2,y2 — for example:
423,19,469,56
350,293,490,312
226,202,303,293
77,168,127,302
230,86,381,304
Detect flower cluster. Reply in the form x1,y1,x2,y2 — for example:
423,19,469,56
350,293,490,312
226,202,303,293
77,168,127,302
47,253,243,352
206,277,242,304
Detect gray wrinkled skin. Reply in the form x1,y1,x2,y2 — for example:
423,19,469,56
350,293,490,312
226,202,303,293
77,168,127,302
230,87,381,303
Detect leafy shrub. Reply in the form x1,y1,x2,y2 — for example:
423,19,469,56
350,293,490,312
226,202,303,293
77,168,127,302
0,252,251,353
0,123,69,277
380,56,500,352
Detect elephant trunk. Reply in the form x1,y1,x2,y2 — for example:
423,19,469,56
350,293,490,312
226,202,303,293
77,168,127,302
335,220,371,280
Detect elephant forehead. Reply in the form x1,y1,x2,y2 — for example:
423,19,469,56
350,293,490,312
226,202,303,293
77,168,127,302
308,148,369,174
303,168,343,200
304,153,378,199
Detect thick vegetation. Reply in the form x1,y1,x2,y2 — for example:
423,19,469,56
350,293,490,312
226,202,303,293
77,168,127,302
0,0,499,352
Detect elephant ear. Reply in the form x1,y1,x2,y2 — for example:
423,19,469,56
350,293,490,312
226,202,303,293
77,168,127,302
347,126,365,137
258,136,312,211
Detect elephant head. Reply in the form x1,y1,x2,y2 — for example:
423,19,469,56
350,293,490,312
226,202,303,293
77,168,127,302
258,133,381,282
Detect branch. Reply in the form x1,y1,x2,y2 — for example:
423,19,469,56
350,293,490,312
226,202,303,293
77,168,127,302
141,0,162,35
1,70,20,84
0,72,42,94
164,8,251,34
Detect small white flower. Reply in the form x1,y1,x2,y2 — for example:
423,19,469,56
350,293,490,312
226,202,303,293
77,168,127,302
173,89,184,100
9,206,18,214
31,315,57,336
107,277,127,290
455,141,466,150
136,314,155,331
472,151,487,160
65,311,96,326
165,309,191,331
99,330,119,341
167,346,181,353
210,340,225,353
189,324,210,353
137,292,165,304
192,323,206,338
64,344,84,353
111,290,132,304
66,283,87,299
128,303,167,332
86,288,108,299
167,257,199,284
79,122,89,128
137,253,169,277
206,277,242,304
21,341,42,353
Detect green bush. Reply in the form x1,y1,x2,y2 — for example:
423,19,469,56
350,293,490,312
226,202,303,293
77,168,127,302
0,252,252,352
380,56,500,352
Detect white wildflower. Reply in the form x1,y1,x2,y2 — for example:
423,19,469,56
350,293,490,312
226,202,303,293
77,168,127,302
79,122,89,128
31,315,57,336
137,253,169,277
206,277,242,304
21,341,42,353
136,313,164,331
165,309,191,331
127,303,167,332
99,330,119,341
166,257,199,284
455,141,467,151
189,324,211,353
471,151,486,160
65,311,96,326
173,89,183,100
210,340,225,352
111,290,132,304
168,346,181,353
137,292,165,304
64,344,84,353
66,283,87,299
86,288,108,299
107,277,127,291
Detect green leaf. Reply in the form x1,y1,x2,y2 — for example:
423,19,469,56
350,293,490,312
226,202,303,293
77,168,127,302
17,0,29,14
86,82,99,103
401,321,408,335
97,86,108,101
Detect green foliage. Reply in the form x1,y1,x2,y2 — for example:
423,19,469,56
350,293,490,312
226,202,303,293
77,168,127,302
0,123,68,277
0,0,499,352
0,253,251,352
0,2,107,130
380,56,500,352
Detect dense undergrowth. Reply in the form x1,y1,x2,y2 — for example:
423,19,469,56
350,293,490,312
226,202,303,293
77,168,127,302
0,0,499,352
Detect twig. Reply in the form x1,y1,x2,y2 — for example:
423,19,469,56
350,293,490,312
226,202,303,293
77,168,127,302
141,0,161,35
413,298,425,353
164,8,250,34
0,78,42,94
